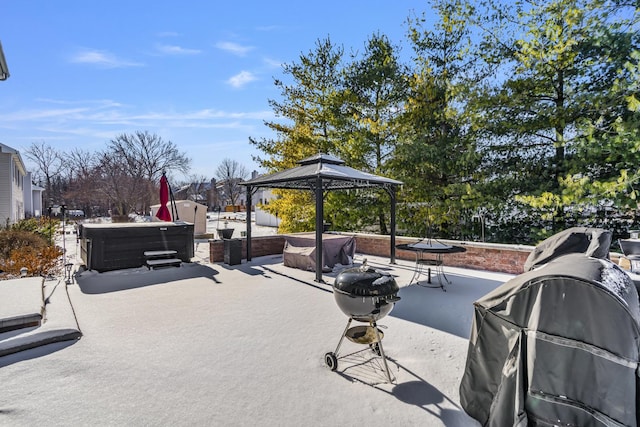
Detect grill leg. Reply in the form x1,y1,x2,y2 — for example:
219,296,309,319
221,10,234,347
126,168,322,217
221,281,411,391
333,318,353,356
371,321,394,383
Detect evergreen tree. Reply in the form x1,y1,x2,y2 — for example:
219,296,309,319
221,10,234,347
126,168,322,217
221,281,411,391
474,0,639,236
249,37,344,232
393,0,482,239
326,33,408,234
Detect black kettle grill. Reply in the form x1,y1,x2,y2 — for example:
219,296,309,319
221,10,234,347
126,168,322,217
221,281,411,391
324,261,401,382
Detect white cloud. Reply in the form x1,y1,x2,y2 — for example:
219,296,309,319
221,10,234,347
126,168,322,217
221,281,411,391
70,49,143,68
255,25,283,32
262,57,282,69
36,98,124,108
155,44,201,55
1,100,275,175
215,41,254,57
226,71,257,88
156,31,180,38
0,101,273,130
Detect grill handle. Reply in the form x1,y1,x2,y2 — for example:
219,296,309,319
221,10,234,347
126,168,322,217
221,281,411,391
333,288,357,298
377,295,401,308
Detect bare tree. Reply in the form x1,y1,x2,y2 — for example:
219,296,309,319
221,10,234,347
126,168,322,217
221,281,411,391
24,141,64,204
178,174,209,204
96,149,146,216
63,148,102,216
108,131,190,182
105,131,191,215
215,158,249,210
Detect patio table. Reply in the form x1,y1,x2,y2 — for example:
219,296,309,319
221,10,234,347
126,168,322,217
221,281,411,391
396,242,466,291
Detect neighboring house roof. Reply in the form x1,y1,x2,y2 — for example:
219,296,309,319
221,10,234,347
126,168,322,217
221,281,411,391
177,182,217,193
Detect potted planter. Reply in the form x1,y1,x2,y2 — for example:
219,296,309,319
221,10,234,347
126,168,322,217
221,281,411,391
217,228,234,240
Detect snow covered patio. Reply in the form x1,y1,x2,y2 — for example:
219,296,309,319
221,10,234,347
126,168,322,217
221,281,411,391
0,241,513,426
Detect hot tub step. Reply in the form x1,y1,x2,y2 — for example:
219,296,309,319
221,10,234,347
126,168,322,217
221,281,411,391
146,258,182,269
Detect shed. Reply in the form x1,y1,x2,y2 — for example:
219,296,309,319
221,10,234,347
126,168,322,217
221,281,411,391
151,200,207,235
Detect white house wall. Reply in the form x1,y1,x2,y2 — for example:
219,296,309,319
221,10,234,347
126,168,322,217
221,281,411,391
22,171,44,217
0,144,26,225
23,171,33,215
31,187,43,217
0,154,10,224
10,155,24,223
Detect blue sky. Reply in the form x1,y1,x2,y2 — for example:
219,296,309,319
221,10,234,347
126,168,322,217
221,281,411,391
0,1,431,179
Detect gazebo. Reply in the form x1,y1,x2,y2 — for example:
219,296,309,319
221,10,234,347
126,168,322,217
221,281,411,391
240,153,403,282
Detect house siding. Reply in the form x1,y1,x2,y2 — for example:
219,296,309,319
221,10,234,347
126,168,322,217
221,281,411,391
12,158,24,222
23,171,33,215
22,171,43,217
0,144,26,225
0,154,11,224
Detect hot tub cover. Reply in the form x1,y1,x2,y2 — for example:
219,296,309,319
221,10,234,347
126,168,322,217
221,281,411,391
460,229,640,426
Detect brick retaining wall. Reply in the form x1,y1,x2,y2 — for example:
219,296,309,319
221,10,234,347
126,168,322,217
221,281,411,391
356,234,534,275
209,235,286,263
210,233,536,274
209,232,627,275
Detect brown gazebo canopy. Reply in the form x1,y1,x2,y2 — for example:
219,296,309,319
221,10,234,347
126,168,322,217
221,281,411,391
240,153,402,282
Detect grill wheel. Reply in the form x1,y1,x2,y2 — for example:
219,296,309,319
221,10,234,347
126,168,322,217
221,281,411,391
324,352,338,371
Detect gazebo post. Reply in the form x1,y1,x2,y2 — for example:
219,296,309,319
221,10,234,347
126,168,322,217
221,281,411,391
390,186,397,264
315,176,324,283
246,185,252,261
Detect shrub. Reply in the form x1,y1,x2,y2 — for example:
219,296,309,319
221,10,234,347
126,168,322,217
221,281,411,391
7,217,58,244
0,229,63,278
9,217,41,233
0,245,63,278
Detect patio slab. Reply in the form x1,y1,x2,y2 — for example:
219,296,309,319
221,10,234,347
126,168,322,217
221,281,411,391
0,276,81,357
0,277,44,333
0,243,513,426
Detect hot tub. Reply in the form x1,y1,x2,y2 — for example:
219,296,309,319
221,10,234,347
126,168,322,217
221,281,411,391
79,222,194,272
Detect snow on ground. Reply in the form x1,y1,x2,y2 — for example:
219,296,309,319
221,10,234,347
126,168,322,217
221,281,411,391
0,222,514,426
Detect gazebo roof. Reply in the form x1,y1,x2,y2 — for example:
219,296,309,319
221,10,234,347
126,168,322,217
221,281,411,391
240,153,402,190
240,153,402,282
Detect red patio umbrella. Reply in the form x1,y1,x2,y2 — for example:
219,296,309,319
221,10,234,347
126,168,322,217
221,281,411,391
156,173,172,221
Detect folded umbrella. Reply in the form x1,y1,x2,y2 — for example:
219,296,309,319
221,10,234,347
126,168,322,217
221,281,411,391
156,173,172,221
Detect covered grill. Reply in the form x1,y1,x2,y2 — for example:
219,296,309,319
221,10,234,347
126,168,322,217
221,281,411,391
324,261,400,382
459,227,640,425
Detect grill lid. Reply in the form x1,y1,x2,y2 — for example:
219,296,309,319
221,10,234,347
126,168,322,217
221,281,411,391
334,266,399,297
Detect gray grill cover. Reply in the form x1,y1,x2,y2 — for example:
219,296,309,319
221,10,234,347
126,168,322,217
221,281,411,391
460,229,640,426
523,227,612,272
